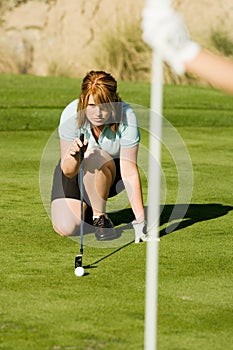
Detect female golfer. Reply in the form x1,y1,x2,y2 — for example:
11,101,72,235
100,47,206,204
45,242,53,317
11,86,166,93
51,70,147,242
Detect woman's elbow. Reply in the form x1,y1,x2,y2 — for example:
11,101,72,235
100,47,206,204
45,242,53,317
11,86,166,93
61,165,75,178
63,172,75,179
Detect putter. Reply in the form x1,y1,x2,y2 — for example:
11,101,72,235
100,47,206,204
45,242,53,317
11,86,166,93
75,133,85,269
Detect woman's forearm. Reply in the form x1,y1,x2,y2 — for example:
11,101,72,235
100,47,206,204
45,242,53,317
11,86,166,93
61,154,80,178
60,139,81,178
121,167,145,222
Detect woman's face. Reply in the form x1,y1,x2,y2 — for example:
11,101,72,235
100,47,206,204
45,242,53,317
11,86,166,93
86,94,110,127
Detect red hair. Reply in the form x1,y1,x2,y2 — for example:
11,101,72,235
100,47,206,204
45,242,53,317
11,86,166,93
77,71,123,131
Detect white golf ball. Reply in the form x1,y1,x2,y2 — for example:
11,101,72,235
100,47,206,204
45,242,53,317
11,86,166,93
74,266,85,277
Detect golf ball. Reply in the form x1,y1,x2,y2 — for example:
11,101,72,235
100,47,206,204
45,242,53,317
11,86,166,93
74,266,85,277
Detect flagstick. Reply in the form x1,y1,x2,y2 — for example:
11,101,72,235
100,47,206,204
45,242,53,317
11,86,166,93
144,51,164,349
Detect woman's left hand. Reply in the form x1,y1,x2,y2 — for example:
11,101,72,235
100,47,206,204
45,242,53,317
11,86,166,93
132,219,148,243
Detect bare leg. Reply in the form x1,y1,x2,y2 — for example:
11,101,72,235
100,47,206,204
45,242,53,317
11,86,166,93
83,148,116,216
51,198,88,236
51,148,116,237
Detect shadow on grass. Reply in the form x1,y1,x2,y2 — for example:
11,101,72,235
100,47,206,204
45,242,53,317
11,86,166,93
159,203,233,237
109,203,233,236
84,240,134,269
84,203,232,269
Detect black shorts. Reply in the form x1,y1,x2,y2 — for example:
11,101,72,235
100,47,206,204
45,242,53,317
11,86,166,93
51,158,124,203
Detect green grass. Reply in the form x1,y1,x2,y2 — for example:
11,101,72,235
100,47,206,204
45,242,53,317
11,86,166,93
0,73,233,350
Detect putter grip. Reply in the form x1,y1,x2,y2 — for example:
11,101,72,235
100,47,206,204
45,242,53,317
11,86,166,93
80,133,84,143
79,133,85,161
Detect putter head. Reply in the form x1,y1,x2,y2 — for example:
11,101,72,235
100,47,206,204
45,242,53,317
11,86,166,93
75,254,83,268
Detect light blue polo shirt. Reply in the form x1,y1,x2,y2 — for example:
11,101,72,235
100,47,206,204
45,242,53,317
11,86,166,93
58,99,140,158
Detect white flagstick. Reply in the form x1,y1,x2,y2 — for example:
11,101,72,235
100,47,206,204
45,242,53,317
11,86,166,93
144,51,163,350
143,0,171,348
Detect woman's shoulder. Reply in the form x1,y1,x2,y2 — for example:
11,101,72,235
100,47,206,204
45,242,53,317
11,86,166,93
122,101,136,115
121,101,138,126
122,100,132,110
58,99,79,141
60,99,78,124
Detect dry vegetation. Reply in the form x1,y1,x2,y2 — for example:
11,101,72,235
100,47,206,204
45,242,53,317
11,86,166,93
0,0,232,84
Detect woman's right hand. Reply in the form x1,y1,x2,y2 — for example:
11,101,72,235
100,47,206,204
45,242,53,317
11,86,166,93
70,137,88,157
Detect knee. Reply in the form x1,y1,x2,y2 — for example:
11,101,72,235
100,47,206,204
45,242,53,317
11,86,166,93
84,148,115,173
103,159,116,175
51,199,82,237
52,217,80,237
